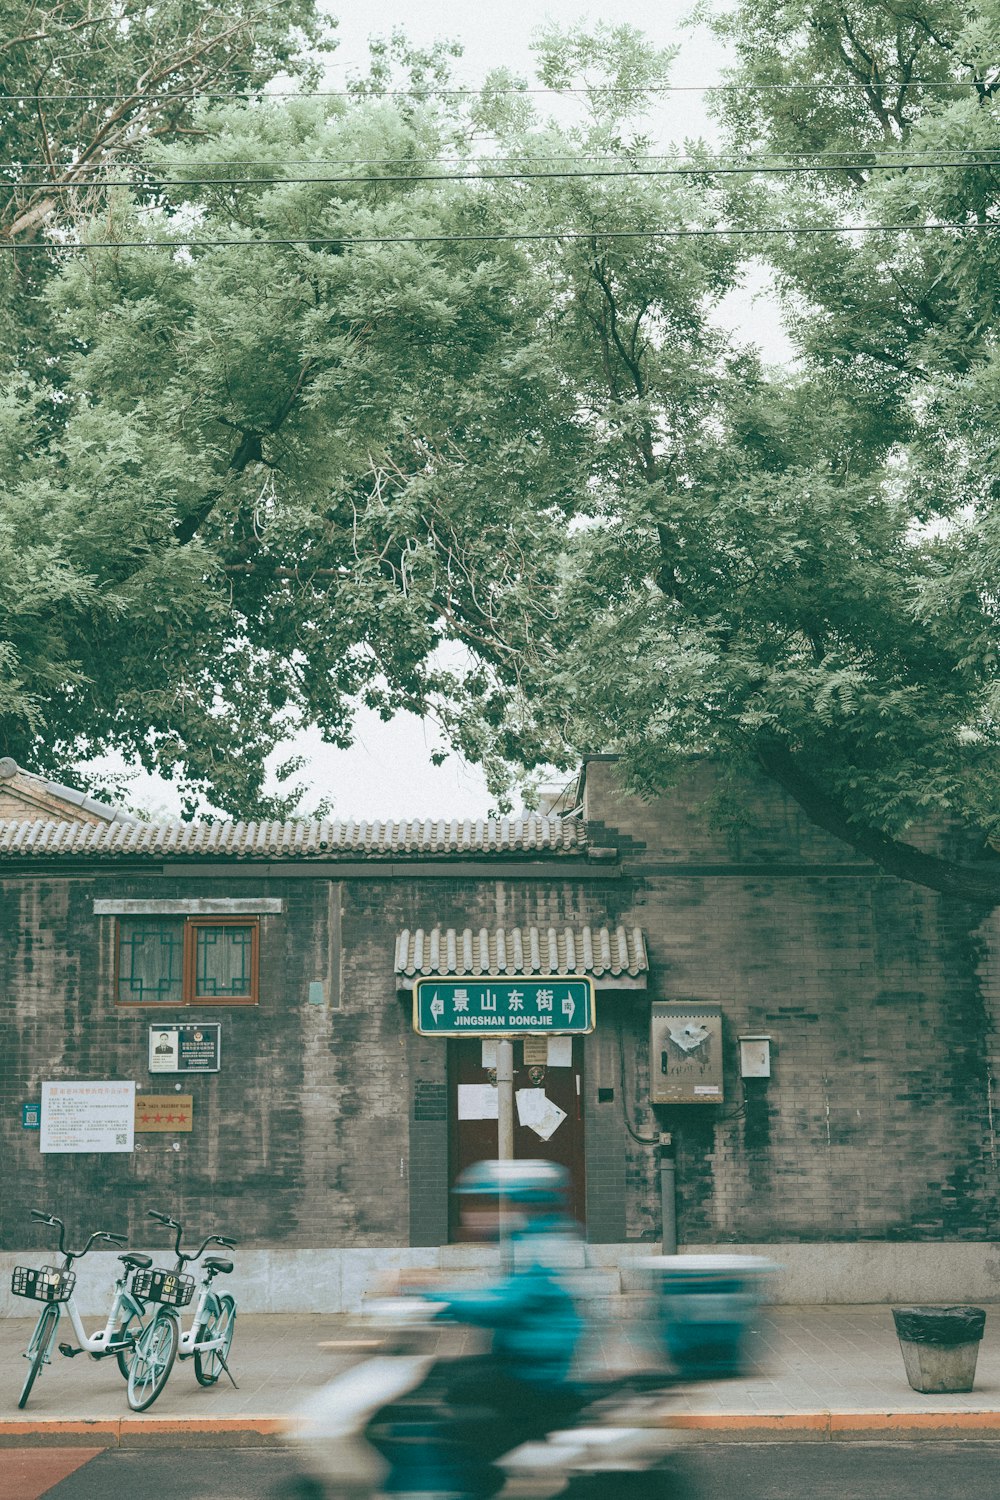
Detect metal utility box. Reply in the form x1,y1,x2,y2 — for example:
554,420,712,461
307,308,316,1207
650,1003,724,1105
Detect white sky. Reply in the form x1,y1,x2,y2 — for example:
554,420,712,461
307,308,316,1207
92,0,793,823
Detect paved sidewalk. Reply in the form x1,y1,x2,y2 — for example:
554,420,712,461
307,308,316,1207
4,1306,1000,1444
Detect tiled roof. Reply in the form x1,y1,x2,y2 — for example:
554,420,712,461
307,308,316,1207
0,759,137,824
394,925,647,981
0,815,587,861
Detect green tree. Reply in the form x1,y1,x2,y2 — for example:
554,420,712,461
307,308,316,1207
0,0,331,369
4,10,1000,906
1,25,736,815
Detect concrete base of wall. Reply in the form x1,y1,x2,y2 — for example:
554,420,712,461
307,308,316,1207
677,1242,1000,1307
5,1241,1000,1317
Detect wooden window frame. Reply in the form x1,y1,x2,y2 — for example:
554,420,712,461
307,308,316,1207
115,915,260,1007
184,916,259,1006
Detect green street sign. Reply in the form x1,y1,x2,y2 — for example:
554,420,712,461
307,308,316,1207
414,976,595,1036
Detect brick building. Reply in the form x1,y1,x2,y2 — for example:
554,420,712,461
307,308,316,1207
3,753,1000,1309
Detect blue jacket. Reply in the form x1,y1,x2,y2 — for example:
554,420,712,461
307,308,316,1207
431,1232,583,1389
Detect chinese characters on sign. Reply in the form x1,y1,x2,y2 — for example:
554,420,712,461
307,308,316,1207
414,978,594,1036
40,1081,135,1153
148,1023,221,1073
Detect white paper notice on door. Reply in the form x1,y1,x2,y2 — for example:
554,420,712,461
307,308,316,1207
458,1084,499,1120
515,1088,567,1142
547,1037,573,1068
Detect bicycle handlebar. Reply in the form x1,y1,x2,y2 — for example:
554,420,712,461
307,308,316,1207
145,1210,237,1268
29,1213,128,1263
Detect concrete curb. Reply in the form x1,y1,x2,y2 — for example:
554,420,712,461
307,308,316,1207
662,1411,1000,1443
0,1416,290,1448
6,1410,1000,1447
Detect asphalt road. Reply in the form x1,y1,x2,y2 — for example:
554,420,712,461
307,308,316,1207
11,1442,1000,1500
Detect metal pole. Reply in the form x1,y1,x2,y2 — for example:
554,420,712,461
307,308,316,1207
496,1039,515,1160
659,1132,677,1255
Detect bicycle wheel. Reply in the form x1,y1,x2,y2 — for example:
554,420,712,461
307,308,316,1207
194,1293,236,1386
18,1302,59,1409
114,1308,146,1380
126,1312,178,1411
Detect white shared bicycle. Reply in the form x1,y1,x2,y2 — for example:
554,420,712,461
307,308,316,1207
14,1209,153,1409
126,1209,238,1412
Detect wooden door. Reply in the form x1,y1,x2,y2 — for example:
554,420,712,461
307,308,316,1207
448,1036,586,1239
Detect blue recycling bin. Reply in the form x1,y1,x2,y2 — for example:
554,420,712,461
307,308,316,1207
638,1255,777,1379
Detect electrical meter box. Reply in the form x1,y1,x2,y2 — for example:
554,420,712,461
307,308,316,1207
650,1003,724,1105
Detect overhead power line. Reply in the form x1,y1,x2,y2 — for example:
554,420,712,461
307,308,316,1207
3,221,998,252
5,148,998,172
0,80,988,103
6,157,1000,192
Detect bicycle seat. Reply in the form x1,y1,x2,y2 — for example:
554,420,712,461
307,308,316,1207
119,1253,153,1269
203,1258,233,1274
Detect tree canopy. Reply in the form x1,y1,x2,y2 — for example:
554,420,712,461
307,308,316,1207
2,3,1000,900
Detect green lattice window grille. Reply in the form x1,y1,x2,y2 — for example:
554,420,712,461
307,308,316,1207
117,919,185,1004
193,923,255,999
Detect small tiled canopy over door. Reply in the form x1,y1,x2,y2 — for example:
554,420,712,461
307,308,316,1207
396,924,648,1242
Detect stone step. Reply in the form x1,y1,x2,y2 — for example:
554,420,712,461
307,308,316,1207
439,1241,588,1270
620,1262,660,1294
361,1265,626,1307
592,1294,659,1324
563,1269,623,1299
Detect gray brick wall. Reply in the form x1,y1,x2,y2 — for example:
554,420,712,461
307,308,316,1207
3,760,999,1253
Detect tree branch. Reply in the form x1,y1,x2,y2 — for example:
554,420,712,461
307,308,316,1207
757,740,1000,903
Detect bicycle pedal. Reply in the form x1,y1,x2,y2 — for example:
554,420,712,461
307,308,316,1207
58,1343,82,1358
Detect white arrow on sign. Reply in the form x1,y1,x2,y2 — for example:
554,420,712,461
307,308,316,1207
561,994,576,1022
430,992,444,1021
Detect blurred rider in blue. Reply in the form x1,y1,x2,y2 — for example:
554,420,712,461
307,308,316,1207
408,1158,586,1495
440,1158,583,1391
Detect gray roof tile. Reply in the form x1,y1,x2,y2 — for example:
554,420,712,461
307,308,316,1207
394,925,647,980
0,815,588,861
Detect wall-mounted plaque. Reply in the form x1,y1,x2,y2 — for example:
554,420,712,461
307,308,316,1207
40,1081,135,1153
135,1095,194,1131
148,1023,221,1073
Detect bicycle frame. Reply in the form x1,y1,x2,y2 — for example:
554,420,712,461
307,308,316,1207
126,1212,237,1410
177,1277,227,1357
23,1214,146,1358
144,1210,237,1359
18,1211,148,1407
57,1272,147,1357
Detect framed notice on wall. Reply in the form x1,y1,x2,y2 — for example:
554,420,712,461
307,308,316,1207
40,1081,135,1153
148,1023,221,1073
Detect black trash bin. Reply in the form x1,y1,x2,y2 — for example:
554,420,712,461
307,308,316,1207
891,1306,986,1393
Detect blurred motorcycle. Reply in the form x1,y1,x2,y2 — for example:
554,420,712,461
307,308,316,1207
280,1297,699,1500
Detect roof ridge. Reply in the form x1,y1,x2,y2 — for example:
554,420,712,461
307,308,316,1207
0,812,589,860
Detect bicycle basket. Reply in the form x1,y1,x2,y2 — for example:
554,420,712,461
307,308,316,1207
11,1265,76,1303
131,1267,194,1307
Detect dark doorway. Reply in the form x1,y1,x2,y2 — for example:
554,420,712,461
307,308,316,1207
448,1036,586,1239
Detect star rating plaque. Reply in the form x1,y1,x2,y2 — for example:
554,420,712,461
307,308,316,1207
135,1095,194,1132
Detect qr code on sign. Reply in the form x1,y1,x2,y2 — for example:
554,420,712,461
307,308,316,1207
115,1133,128,1145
